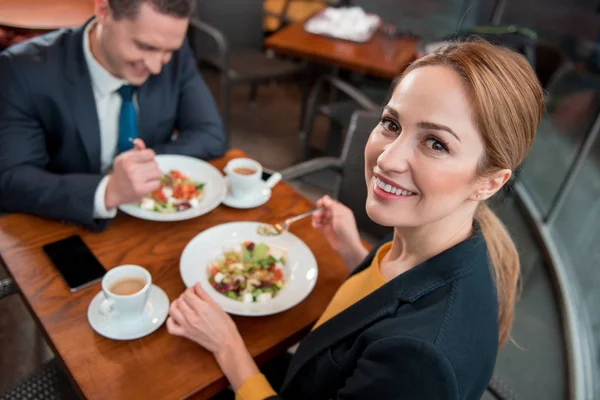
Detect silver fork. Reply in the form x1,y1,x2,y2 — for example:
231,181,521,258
257,207,323,236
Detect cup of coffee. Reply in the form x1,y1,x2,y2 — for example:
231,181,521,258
224,158,263,198
100,265,151,321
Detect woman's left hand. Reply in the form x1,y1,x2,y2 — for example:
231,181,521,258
167,283,242,356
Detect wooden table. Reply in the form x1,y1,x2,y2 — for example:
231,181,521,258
0,0,94,30
0,149,348,400
0,0,93,50
265,13,418,80
263,0,328,32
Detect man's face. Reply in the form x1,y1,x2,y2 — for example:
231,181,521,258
95,0,189,85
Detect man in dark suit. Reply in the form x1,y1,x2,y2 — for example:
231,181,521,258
0,0,226,231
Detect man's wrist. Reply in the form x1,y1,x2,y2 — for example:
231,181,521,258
104,175,118,209
93,175,118,219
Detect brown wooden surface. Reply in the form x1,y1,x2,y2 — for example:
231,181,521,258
0,149,349,400
263,0,327,32
0,0,94,30
265,13,418,80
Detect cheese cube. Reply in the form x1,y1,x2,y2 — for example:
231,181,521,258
214,272,225,284
141,198,155,210
242,293,253,303
257,292,272,303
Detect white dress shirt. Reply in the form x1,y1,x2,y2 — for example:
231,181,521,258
83,21,136,219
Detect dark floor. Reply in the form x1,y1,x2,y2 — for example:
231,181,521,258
0,67,569,399
204,68,331,171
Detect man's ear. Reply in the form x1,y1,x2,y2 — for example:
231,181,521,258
95,0,111,24
470,169,512,201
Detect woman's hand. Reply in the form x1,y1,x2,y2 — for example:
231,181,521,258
167,283,241,356
312,195,369,270
167,284,261,390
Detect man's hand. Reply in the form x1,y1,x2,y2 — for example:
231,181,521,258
104,144,162,209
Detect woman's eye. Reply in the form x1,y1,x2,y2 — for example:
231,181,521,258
381,118,399,133
425,138,448,152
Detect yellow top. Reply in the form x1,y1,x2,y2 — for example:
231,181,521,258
235,242,392,400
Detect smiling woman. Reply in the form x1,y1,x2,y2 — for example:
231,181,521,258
365,41,545,346
167,40,545,400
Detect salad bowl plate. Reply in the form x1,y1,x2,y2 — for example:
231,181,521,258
119,155,227,222
179,222,318,316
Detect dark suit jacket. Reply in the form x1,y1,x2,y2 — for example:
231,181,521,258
272,229,499,400
0,19,226,231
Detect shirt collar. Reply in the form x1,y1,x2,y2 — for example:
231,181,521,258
82,20,128,96
370,242,391,284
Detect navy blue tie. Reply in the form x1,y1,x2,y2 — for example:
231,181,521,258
117,85,138,154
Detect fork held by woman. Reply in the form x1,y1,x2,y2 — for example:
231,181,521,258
259,207,324,236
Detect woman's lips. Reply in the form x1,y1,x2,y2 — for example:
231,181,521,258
373,178,417,201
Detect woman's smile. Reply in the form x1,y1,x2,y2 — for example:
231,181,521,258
372,175,417,201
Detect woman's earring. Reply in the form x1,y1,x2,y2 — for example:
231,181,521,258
476,194,481,199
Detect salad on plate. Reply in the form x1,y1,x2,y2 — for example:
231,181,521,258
139,170,204,213
207,241,287,303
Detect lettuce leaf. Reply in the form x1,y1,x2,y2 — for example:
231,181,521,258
251,243,270,262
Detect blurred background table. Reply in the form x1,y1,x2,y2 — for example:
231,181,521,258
0,0,94,49
265,11,417,80
263,0,331,32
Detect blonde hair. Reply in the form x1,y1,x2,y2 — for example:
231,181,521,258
400,41,544,346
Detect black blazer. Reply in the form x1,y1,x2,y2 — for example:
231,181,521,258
273,229,499,400
0,19,226,231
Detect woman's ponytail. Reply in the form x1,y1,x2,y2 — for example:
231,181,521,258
475,203,520,347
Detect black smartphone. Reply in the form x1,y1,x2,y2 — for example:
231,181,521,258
42,235,106,292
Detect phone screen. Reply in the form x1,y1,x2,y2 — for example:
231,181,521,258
42,235,106,292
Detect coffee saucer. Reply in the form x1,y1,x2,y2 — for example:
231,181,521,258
87,284,169,340
222,178,272,209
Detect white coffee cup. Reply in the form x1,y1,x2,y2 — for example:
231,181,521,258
224,158,263,198
99,265,152,322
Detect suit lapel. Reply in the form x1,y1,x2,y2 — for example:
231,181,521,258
137,82,155,146
281,241,393,389
282,290,399,390
64,19,101,173
281,230,488,391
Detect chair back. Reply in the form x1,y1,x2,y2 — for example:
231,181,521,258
336,110,392,240
349,0,479,40
194,0,264,54
535,41,571,89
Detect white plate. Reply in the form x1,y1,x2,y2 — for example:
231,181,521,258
222,178,271,209
87,285,169,340
179,222,318,316
119,155,227,221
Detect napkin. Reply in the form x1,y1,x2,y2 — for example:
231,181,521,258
304,6,381,43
